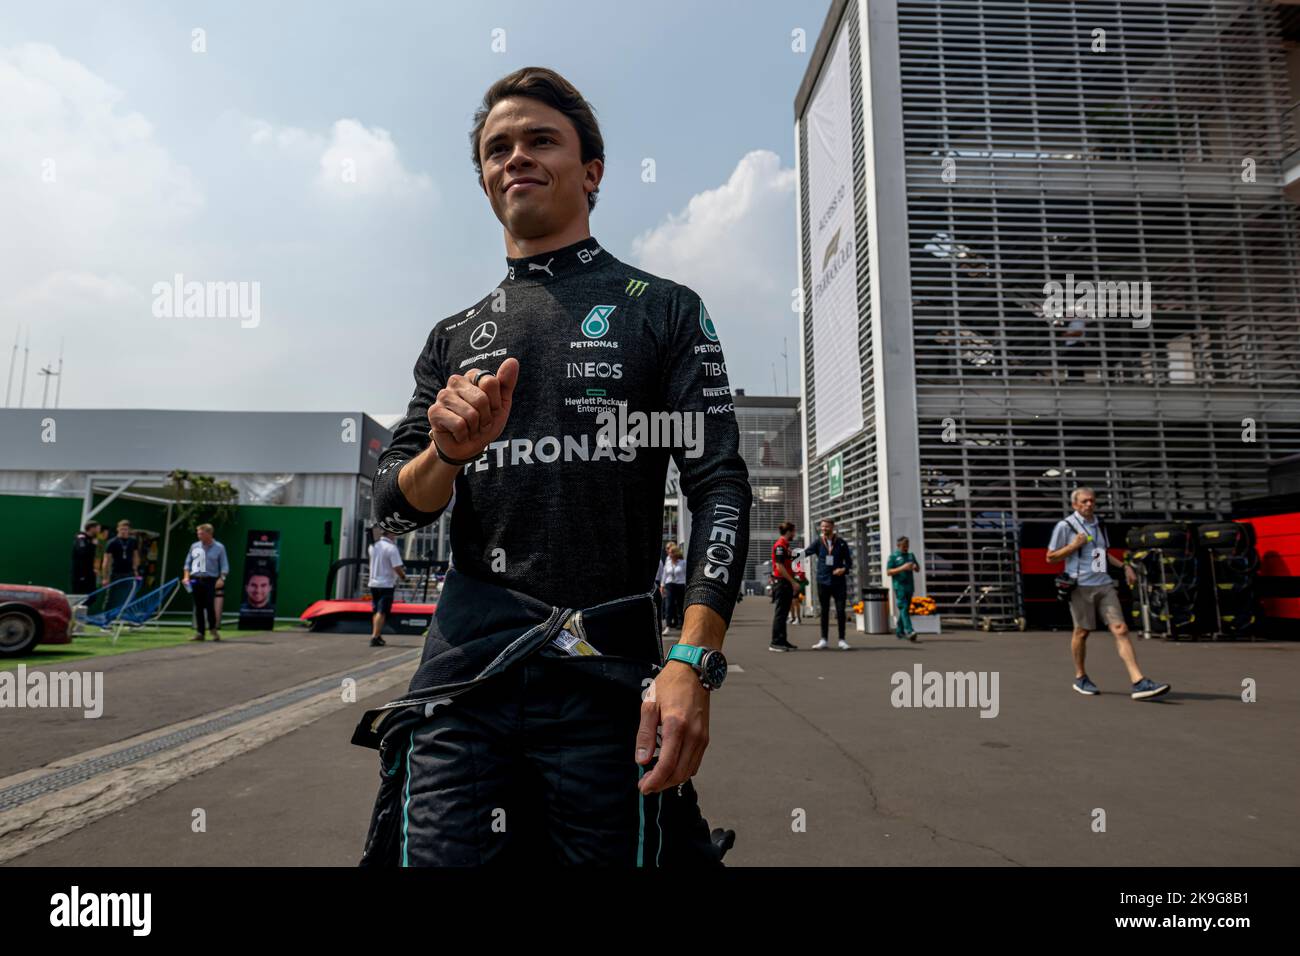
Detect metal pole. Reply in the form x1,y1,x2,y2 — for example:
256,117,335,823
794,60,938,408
160,501,173,589
4,326,17,408
55,340,64,408
18,329,30,407
1209,550,1223,640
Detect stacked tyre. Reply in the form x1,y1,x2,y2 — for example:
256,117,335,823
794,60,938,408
1198,522,1258,639
1132,523,1198,637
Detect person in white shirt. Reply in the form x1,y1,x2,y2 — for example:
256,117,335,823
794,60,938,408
659,544,687,635
368,527,408,647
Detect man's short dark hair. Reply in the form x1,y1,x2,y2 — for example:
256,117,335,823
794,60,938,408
469,66,605,213
778,522,795,536
85,521,100,531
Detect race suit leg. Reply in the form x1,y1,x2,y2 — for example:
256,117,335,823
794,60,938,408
399,669,531,866
522,656,723,866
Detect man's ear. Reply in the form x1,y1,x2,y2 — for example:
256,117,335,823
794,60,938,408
584,158,604,195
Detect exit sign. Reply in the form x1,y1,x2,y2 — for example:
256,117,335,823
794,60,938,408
828,452,843,499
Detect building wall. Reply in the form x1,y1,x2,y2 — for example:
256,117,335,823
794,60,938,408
0,493,340,618
893,0,1300,614
736,401,805,583
799,0,885,588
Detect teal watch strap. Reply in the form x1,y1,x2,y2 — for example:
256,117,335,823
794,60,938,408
667,644,706,668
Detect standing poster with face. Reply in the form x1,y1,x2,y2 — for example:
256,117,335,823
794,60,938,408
238,530,281,630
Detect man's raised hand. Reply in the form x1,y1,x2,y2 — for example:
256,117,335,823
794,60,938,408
427,357,519,462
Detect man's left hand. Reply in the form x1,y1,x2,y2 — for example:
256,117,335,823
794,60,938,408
636,659,709,794
1124,566,1137,587
832,567,846,576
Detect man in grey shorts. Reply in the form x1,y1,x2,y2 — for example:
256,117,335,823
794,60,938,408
1047,487,1170,700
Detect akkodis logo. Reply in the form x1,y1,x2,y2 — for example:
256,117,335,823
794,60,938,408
581,305,616,339
699,302,718,342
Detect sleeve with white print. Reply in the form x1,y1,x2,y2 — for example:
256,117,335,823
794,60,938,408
661,285,753,626
372,324,452,535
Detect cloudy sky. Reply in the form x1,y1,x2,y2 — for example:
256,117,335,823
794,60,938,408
1,0,819,416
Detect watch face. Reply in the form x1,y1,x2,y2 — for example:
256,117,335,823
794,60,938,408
702,650,727,689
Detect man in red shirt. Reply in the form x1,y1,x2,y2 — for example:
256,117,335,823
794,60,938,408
770,522,802,651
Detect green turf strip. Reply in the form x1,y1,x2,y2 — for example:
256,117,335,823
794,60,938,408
1,621,309,671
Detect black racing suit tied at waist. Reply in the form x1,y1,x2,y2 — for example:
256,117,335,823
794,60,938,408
350,566,665,751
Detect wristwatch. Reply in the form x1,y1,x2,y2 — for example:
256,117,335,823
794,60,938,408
666,644,728,691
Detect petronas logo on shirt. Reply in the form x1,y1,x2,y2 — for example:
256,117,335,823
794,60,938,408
625,278,649,297
581,305,617,339
699,302,719,342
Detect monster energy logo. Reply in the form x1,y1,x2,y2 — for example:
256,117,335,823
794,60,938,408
626,278,649,297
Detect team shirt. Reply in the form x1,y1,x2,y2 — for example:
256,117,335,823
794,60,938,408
106,536,138,576
771,537,793,579
372,237,752,625
805,535,854,586
887,550,920,591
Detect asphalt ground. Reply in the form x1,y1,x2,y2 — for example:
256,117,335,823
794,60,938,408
2,599,1296,866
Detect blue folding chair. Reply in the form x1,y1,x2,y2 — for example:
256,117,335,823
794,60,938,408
78,578,139,636
114,578,182,643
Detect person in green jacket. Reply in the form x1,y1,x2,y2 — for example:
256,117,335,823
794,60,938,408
886,536,921,641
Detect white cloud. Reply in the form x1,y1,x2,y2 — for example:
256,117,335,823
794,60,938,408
12,271,139,308
0,42,204,253
247,115,434,200
0,44,443,410
631,149,799,394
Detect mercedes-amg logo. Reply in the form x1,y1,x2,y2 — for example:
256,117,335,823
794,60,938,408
470,321,497,350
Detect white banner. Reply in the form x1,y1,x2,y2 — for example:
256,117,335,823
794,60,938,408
807,25,864,458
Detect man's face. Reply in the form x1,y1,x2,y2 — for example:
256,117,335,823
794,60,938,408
899,538,910,552
117,524,131,538
245,575,272,608
197,528,213,545
1074,493,1097,519
820,522,834,538
478,96,601,239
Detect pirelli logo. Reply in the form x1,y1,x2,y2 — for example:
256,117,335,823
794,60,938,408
625,278,649,297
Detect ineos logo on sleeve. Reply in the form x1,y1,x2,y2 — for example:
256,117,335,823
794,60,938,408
470,322,497,350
